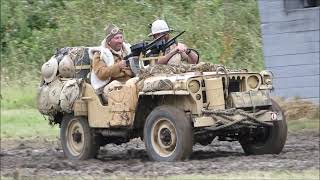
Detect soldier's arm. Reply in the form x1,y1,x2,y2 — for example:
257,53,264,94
180,49,198,64
158,43,198,64
157,49,179,64
92,52,121,80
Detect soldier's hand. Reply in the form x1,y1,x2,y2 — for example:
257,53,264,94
175,43,187,53
118,60,127,69
93,51,101,59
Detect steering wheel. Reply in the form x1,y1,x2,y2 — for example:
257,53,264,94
187,48,200,64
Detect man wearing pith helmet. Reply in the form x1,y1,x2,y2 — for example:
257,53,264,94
149,19,198,65
90,24,133,102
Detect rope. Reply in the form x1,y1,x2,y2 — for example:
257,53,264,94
205,117,246,131
202,108,273,132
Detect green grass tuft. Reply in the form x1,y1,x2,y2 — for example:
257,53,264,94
287,118,320,133
1,81,39,109
0,109,59,139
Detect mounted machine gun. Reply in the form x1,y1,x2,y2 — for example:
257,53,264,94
124,31,186,67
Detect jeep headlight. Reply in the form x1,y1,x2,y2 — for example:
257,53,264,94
188,80,200,93
247,75,259,89
260,70,273,85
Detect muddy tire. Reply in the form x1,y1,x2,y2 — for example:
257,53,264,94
144,105,193,161
240,99,287,155
60,115,99,160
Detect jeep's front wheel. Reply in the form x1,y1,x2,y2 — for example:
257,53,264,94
61,115,99,160
240,99,287,155
144,105,193,161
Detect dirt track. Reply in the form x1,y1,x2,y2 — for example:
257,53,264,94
1,132,319,178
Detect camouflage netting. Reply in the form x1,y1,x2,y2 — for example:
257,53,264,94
136,62,251,92
138,62,226,79
136,62,230,92
142,79,174,92
55,47,88,63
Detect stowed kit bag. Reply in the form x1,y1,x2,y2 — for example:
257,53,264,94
37,79,64,116
59,79,80,113
37,78,81,115
55,47,91,80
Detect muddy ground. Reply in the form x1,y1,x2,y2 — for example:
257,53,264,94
1,132,319,178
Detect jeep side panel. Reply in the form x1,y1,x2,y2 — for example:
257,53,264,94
73,83,137,128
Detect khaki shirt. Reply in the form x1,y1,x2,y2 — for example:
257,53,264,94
164,43,186,65
92,45,133,83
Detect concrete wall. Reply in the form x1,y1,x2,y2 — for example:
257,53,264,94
258,0,320,103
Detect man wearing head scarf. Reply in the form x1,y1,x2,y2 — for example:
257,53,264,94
90,24,133,101
149,19,198,65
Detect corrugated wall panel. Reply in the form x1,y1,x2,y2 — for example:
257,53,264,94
273,75,320,89
273,86,319,98
270,64,319,78
258,0,284,14
263,41,319,56
261,18,319,35
263,30,319,47
260,8,320,23
259,1,320,23
265,52,319,67
258,0,320,102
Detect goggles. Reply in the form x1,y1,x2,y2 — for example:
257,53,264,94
111,27,121,34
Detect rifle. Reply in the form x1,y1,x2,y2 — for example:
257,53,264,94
145,30,185,57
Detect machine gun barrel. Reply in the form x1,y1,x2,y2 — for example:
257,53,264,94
145,31,185,57
161,30,185,53
124,33,167,61
144,33,167,52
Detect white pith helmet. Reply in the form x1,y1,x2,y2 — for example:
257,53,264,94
41,56,58,83
148,19,174,36
58,55,75,78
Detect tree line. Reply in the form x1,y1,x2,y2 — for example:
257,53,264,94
1,0,264,78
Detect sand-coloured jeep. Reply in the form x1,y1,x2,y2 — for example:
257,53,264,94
37,46,287,162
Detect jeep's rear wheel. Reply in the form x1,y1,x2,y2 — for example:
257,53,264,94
240,99,287,155
144,105,193,161
61,115,99,160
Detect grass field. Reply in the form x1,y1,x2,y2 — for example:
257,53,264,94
1,108,319,139
287,118,319,133
0,108,59,139
1,81,38,109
